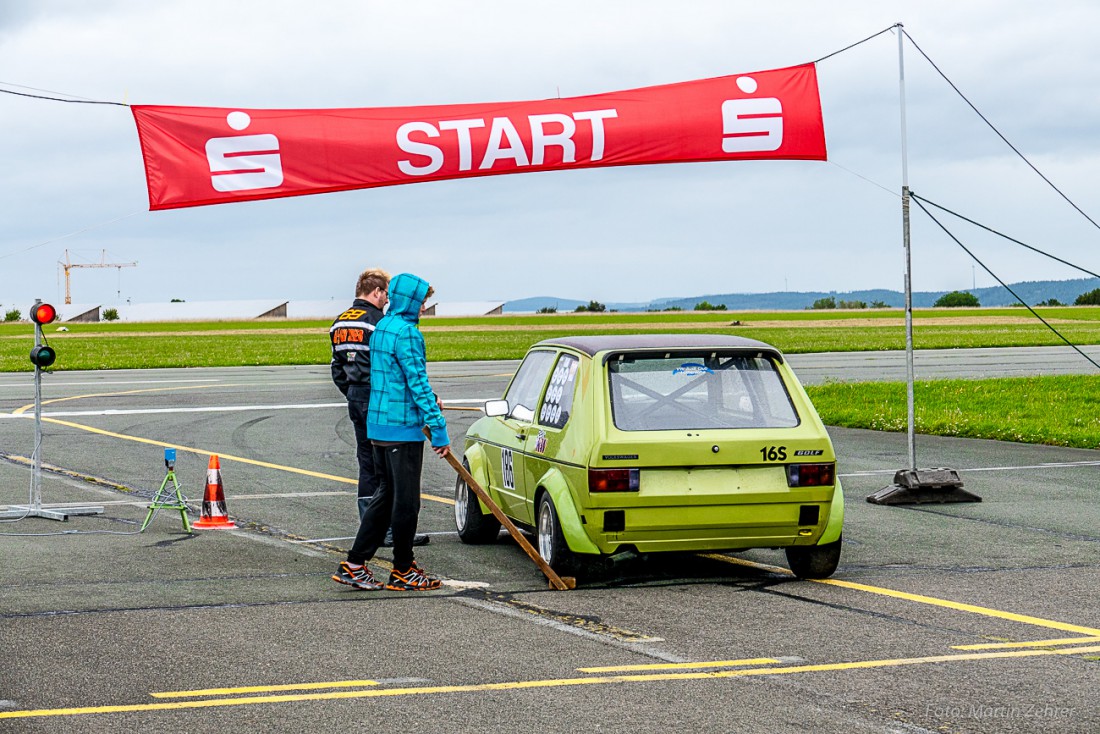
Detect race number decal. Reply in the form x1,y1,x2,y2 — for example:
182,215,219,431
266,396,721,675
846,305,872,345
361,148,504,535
501,448,515,490
760,446,787,461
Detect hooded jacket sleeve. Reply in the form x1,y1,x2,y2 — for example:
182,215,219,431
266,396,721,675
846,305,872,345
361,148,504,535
395,328,450,447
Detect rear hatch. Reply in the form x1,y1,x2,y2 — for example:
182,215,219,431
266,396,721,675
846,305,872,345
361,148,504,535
586,349,836,547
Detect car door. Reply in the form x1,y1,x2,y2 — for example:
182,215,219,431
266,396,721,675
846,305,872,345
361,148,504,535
488,349,556,523
523,351,581,508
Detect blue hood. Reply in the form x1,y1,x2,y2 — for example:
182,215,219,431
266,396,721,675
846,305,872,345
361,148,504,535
387,273,430,323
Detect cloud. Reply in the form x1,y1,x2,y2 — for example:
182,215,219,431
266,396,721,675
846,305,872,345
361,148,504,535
2,1,1099,310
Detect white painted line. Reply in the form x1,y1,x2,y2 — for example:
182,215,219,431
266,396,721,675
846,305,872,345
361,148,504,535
228,491,351,500
1,398,495,419
840,460,1100,479
442,579,491,589
839,470,896,477
289,530,458,544
0,403,344,418
2,500,146,508
958,461,1100,472
288,535,356,543
0,379,219,389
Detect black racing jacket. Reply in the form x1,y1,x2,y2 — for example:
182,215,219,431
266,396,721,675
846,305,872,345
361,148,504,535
330,298,384,398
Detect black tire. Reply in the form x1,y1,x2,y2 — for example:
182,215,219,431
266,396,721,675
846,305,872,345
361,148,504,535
454,460,501,544
785,536,842,579
536,493,576,574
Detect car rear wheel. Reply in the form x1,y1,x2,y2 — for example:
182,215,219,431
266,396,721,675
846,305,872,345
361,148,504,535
785,536,842,579
536,493,575,574
454,460,501,544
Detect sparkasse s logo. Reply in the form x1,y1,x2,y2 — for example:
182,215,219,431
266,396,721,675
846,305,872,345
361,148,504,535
205,111,284,192
721,76,783,153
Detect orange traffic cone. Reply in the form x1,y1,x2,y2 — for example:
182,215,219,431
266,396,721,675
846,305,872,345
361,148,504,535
192,455,236,530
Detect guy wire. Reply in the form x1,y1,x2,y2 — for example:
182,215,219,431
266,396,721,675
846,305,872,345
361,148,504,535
911,194,1100,372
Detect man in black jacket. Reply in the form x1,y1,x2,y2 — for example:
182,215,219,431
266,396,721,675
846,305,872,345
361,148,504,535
331,268,428,546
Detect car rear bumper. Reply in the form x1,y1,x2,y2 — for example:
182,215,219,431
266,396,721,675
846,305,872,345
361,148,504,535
581,499,834,554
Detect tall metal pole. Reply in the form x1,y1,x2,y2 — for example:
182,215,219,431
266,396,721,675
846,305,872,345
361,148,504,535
32,308,44,508
867,26,974,506
898,22,917,470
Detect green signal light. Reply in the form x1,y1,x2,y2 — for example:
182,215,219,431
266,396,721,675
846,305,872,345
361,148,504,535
29,345,56,368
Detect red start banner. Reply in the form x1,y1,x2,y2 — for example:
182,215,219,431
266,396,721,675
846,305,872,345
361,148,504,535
132,63,826,211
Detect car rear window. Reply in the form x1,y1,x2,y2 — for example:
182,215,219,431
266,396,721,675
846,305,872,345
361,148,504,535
608,352,799,431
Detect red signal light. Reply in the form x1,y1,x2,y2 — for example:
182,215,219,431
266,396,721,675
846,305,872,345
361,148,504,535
30,303,57,325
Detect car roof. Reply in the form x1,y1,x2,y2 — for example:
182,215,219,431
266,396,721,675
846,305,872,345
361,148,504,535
534,333,783,358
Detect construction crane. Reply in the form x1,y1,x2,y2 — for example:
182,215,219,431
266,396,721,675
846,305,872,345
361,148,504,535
59,249,138,305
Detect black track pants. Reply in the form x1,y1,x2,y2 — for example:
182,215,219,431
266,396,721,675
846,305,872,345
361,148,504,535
347,395,381,518
347,441,424,571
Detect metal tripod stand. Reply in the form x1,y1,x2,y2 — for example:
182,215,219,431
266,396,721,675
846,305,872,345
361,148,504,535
140,448,192,533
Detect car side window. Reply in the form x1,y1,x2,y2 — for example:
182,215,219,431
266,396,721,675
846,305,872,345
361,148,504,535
504,350,556,422
538,353,579,429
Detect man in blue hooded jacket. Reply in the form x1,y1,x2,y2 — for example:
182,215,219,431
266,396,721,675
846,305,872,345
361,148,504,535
332,273,449,591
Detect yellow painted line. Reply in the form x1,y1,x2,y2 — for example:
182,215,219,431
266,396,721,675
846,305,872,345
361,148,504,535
817,578,1100,637
39,417,454,506
152,679,380,698
702,553,788,574
5,645,1100,720
953,636,1100,651
578,657,781,673
12,382,456,505
703,553,1100,637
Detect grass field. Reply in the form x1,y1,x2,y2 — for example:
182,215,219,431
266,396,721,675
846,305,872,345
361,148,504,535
805,376,1100,449
3,306,1100,371
3,307,1099,448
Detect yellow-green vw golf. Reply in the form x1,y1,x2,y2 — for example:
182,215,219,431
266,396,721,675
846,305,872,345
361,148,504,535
455,334,843,579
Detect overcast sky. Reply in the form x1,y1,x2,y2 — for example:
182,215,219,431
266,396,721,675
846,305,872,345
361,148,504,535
2,1,1099,311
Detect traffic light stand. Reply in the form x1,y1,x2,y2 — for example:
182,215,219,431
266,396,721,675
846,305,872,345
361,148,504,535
0,300,104,521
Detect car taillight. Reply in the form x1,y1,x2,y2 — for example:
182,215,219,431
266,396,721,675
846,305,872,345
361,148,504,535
787,463,835,487
589,468,640,492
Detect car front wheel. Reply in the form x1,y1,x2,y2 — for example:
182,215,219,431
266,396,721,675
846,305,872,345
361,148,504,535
454,460,501,544
536,493,575,574
785,536,842,579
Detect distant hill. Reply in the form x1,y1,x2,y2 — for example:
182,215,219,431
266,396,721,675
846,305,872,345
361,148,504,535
504,296,650,313
504,277,1100,312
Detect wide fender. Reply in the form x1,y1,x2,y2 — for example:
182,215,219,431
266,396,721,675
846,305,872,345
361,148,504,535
461,442,495,516
535,466,600,555
818,479,844,545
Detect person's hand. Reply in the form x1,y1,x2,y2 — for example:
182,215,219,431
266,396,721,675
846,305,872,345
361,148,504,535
432,444,451,458
436,395,444,410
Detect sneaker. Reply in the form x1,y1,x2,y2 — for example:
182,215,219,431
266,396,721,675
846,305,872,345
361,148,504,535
381,530,431,547
332,561,382,590
385,562,442,591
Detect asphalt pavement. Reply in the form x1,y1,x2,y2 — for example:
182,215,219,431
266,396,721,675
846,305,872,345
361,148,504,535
0,353,1097,733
